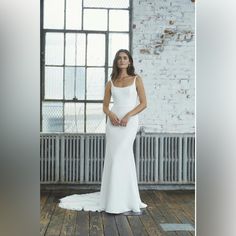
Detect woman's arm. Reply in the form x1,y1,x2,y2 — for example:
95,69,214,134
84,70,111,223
120,75,147,126
103,81,120,126
102,81,112,116
128,75,147,116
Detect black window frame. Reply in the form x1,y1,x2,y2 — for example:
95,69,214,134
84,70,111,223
40,0,133,133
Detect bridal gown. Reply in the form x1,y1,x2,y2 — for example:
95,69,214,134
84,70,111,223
59,76,147,214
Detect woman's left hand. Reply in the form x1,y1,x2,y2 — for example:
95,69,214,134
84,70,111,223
120,114,130,126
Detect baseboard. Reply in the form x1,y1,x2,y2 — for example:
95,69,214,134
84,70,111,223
41,183,195,191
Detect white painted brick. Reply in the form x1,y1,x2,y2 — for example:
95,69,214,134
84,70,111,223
133,0,195,133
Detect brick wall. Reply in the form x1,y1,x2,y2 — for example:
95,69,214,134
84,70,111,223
132,0,195,133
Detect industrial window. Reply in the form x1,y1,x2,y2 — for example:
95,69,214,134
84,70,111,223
41,0,132,133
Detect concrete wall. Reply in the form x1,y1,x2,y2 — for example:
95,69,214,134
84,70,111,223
132,0,195,133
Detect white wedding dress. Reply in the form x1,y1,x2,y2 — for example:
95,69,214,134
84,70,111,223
59,76,147,214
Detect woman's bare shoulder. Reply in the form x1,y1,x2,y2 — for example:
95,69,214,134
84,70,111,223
106,80,112,86
104,80,112,91
135,74,143,82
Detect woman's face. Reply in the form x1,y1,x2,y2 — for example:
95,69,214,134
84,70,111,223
116,52,130,69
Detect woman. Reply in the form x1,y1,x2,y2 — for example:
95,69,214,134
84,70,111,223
59,49,147,214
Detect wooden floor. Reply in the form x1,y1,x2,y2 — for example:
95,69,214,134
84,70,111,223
40,189,195,236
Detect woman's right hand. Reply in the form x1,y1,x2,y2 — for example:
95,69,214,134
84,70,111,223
108,111,120,126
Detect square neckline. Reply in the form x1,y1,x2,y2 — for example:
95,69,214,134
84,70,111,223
111,76,137,89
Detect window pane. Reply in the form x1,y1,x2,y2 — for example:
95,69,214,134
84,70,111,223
66,0,82,30
65,33,85,66
109,10,129,31
42,102,63,132
44,66,63,99
84,0,129,8
86,103,105,133
87,68,105,100
65,67,85,100
87,34,105,66
83,9,107,31
44,0,64,29
64,103,84,132
109,33,129,66
45,33,64,65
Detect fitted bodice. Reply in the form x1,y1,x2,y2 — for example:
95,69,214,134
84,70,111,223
110,76,138,108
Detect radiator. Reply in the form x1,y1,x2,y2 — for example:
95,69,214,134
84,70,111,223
40,133,195,184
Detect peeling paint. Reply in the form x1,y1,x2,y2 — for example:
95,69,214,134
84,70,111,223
133,0,195,133
164,28,177,36
185,31,194,42
154,44,164,52
140,28,194,56
140,48,151,54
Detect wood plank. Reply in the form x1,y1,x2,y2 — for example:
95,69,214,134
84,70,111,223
60,209,77,236
156,191,186,236
138,209,164,236
163,191,194,236
141,190,167,224
115,214,133,236
140,191,174,236
168,191,195,224
40,192,49,211
127,215,148,236
74,211,89,236
44,195,65,236
166,191,195,235
40,190,195,236
153,191,192,236
40,194,57,236
102,212,119,236
179,200,195,223
89,211,104,236
180,203,195,224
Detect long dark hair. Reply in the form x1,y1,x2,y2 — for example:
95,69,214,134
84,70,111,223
110,49,136,81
